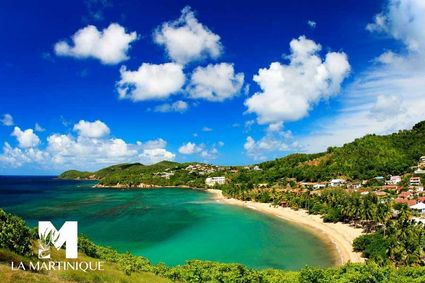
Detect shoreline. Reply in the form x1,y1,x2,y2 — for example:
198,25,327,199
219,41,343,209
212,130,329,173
206,189,365,266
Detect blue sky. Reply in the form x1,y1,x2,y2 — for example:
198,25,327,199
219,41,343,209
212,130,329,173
1,0,424,174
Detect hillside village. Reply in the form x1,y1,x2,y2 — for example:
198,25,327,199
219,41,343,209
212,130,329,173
206,156,425,215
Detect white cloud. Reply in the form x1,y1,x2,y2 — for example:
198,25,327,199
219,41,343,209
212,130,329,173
178,142,202,154
371,94,403,121
202,127,212,132
11,127,40,148
34,123,45,132
54,23,137,64
73,120,110,138
0,143,47,168
1,114,14,126
178,141,218,160
245,36,350,125
299,0,425,153
1,121,175,171
366,0,425,54
187,63,244,102
140,148,175,164
154,100,188,113
154,6,222,65
117,63,185,101
375,50,403,64
244,129,299,161
307,20,317,28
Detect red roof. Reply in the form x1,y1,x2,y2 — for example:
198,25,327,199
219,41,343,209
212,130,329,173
382,185,402,191
418,196,425,202
398,192,411,198
395,198,417,206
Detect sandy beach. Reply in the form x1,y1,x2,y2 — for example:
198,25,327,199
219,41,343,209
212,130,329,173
206,189,365,266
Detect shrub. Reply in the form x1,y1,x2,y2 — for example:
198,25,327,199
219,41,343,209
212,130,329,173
0,209,32,256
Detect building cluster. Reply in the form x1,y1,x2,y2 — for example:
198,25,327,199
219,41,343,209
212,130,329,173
185,164,224,175
296,157,425,214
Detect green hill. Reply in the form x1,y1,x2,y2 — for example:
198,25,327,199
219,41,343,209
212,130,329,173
231,121,425,186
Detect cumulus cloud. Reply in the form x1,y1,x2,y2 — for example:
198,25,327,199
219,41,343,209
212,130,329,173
0,121,175,171
117,63,185,101
11,127,40,148
245,36,350,125
154,6,222,65
366,0,425,54
187,63,244,102
1,114,14,126
299,0,425,153
73,120,110,138
178,142,218,159
178,142,203,155
244,129,300,160
153,100,188,113
54,23,137,64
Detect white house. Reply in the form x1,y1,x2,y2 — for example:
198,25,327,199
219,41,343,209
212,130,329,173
410,177,422,186
205,177,226,187
330,179,346,187
386,175,401,185
411,202,425,214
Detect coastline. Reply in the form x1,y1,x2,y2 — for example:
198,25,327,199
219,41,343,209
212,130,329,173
206,189,365,266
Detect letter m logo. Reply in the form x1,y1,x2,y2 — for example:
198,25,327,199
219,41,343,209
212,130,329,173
38,221,78,259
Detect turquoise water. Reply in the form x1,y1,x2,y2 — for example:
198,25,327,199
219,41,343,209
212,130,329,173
0,176,333,270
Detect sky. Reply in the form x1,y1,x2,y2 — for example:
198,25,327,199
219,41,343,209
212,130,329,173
1,0,425,174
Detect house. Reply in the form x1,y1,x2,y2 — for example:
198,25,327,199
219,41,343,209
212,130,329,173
395,198,416,206
375,176,385,181
420,156,425,164
398,191,411,199
375,191,387,197
411,202,425,214
382,185,402,192
386,175,401,185
349,183,362,190
205,177,226,187
253,165,262,171
410,177,422,186
330,179,346,187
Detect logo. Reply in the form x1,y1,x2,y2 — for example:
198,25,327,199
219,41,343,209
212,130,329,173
38,221,78,259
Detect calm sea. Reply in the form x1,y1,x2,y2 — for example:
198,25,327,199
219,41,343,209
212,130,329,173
0,176,333,270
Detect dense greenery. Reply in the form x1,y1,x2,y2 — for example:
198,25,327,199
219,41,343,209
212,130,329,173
228,121,425,185
60,160,235,188
222,187,392,227
0,209,33,256
353,217,425,267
